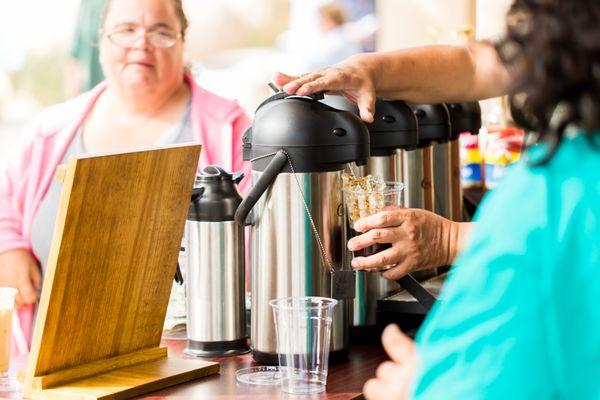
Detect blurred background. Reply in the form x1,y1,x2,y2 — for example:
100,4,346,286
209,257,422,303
0,0,512,160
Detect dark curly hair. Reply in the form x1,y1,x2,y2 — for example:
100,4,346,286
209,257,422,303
496,0,600,163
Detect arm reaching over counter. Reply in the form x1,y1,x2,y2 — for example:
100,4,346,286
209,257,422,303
275,41,510,123
275,42,507,277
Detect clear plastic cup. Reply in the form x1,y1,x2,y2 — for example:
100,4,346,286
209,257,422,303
0,287,18,392
269,297,338,394
342,181,404,271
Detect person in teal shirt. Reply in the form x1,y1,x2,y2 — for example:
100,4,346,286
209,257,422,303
410,130,600,398
276,0,600,397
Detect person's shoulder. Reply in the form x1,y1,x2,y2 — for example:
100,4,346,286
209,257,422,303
475,155,549,225
543,132,600,185
188,78,246,124
478,133,599,212
470,132,599,247
524,133,600,211
30,86,102,138
463,146,550,258
541,133,600,238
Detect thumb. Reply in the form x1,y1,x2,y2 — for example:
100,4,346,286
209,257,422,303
18,279,38,305
357,90,376,123
381,324,415,364
273,72,298,88
30,263,43,291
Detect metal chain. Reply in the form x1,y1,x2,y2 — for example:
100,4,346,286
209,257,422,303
284,152,335,274
248,152,280,163
249,151,335,274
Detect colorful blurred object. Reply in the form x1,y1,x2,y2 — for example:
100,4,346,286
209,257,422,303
483,127,525,189
460,132,483,189
460,127,525,190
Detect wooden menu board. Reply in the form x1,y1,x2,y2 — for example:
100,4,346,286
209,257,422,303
23,144,219,399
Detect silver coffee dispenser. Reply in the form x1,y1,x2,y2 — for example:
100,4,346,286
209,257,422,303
446,102,482,221
409,104,452,220
349,99,419,327
320,96,436,322
184,166,249,357
402,106,432,215
234,92,370,365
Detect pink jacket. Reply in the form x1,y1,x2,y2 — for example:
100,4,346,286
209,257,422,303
0,74,251,355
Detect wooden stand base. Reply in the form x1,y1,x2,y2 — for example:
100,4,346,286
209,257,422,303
23,357,219,400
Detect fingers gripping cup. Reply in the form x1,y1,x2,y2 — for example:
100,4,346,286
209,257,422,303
270,297,338,394
341,173,404,270
0,287,18,392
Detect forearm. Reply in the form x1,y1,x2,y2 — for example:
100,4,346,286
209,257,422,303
356,43,510,103
446,222,474,265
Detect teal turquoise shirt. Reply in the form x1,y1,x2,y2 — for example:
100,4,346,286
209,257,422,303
412,133,600,399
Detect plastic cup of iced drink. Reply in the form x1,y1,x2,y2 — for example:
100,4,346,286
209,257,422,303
341,173,404,271
0,287,18,392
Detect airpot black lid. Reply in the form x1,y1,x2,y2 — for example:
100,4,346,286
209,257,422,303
187,166,243,222
368,99,418,155
320,96,419,156
408,103,451,147
446,102,482,139
243,92,370,173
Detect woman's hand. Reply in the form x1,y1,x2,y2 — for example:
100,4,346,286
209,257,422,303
364,324,417,400
274,54,378,122
347,208,472,280
0,249,42,308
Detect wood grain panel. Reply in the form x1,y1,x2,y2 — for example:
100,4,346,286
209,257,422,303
25,144,201,380
32,347,168,389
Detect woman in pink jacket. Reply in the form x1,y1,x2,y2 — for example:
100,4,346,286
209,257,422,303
0,0,251,355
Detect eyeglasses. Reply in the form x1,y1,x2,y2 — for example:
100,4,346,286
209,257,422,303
104,27,182,48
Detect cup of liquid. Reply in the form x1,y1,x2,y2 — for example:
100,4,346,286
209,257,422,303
341,174,404,271
0,287,19,393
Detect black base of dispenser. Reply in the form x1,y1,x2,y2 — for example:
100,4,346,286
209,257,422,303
184,338,250,357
